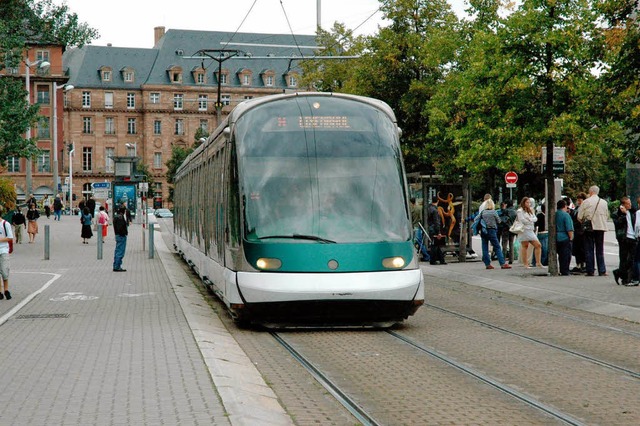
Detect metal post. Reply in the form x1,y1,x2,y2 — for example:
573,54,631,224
44,225,50,260
97,224,103,259
25,63,33,196
69,145,74,214
148,223,154,259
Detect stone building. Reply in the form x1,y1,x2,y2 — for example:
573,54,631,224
6,27,316,207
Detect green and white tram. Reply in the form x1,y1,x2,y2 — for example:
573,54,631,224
173,92,424,327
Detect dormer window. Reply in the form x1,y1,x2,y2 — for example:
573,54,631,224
237,68,253,86
99,66,113,82
284,71,300,88
192,66,206,84
216,69,229,85
121,66,135,83
261,69,276,87
167,65,183,84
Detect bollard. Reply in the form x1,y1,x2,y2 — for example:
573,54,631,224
97,224,103,260
148,223,154,259
44,225,50,260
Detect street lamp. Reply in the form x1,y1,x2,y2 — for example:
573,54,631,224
52,82,73,195
24,58,50,196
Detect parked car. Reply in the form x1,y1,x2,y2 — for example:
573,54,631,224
154,208,173,218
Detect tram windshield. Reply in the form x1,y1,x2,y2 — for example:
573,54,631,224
235,96,411,243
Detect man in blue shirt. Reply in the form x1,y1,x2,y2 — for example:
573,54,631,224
556,199,574,276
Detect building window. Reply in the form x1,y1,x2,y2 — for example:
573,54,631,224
37,116,50,138
105,147,115,172
127,118,137,134
199,119,208,132
266,75,274,86
124,71,134,82
244,95,253,100
7,156,20,173
173,94,184,110
126,93,135,109
36,50,50,64
82,91,91,108
243,74,250,85
102,70,111,82
175,119,184,135
171,70,182,83
150,92,160,104
154,152,162,169
154,120,162,135
37,85,50,104
63,91,70,108
105,92,113,108
82,182,93,199
127,145,136,157
198,94,208,111
196,73,205,84
221,95,231,106
288,76,298,87
82,117,93,134
105,117,116,135
82,147,92,172
219,73,227,84
37,150,50,172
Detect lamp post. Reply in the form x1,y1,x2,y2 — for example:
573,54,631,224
52,82,73,195
68,143,74,214
24,58,50,196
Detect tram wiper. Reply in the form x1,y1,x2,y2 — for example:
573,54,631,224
258,234,336,244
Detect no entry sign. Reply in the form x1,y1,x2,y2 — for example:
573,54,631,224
505,171,518,185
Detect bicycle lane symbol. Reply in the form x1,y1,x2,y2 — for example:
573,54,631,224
50,292,99,301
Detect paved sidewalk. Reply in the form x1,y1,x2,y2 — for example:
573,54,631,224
0,214,292,425
422,234,640,323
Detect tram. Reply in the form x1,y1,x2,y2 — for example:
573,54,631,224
173,92,424,327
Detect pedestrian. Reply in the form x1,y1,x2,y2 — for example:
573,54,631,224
11,206,26,244
556,199,574,276
42,194,51,218
97,206,109,239
80,207,93,244
53,193,64,220
26,193,37,209
516,197,543,268
570,193,587,273
478,193,492,213
86,195,96,219
410,198,430,262
26,203,40,243
478,199,511,270
498,200,517,264
427,196,446,265
0,205,14,300
612,196,636,285
535,204,548,266
577,185,609,277
112,206,128,272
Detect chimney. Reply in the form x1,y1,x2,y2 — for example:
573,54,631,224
154,26,166,46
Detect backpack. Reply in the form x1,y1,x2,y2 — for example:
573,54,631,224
471,212,487,236
2,220,13,254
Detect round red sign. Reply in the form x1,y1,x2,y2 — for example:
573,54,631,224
505,171,518,184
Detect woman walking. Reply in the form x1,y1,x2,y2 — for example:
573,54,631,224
97,206,109,239
80,207,93,244
43,194,51,218
26,203,40,243
516,197,543,268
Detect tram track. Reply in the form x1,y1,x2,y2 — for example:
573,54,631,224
425,302,640,380
272,330,584,425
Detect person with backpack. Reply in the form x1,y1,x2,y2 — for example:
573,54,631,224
478,200,511,270
0,205,14,300
498,200,517,264
53,193,64,221
10,206,26,244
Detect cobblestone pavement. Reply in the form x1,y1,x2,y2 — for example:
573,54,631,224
0,214,291,425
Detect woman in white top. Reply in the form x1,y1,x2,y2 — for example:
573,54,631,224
517,197,543,268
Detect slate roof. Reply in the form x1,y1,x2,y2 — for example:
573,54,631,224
63,29,318,89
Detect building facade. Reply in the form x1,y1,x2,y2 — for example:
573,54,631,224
5,27,316,207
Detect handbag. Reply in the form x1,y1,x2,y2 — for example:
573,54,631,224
582,199,600,233
509,219,524,234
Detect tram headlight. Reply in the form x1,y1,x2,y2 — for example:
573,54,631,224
382,257,405,269
256,258,282,270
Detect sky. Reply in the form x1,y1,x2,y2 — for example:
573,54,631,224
54,0,469,49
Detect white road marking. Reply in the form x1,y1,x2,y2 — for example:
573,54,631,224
0,272,62,327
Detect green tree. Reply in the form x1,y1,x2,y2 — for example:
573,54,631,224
0,0,97,164
0,177,18,213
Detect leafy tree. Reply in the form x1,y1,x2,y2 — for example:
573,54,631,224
0,177,18,213
0,0,98,164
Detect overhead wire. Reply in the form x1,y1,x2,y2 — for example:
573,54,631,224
220,0,260,51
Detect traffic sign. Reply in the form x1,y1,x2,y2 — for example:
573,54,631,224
92,182,111,189
505,171,518,185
